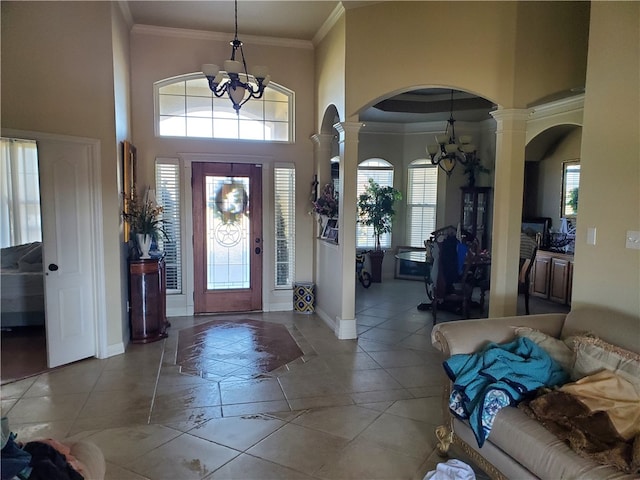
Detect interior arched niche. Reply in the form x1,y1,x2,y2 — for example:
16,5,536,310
523,124,582,231
319,105,340,192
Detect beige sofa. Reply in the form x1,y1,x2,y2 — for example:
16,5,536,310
431,306,640,480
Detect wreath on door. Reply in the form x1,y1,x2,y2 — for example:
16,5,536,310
214,181,249,224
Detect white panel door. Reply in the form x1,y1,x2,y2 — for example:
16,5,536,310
38,140,96,368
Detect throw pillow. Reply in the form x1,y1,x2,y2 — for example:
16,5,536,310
571,336,640,386
513,326,575,372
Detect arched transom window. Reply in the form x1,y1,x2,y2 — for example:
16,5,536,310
154,73,294,142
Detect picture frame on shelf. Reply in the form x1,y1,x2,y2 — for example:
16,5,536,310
321,218,337,239
326,227,338,243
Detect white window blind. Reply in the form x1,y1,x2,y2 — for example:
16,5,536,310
274,166,295,288
357,159,394,249
407,160,438,247
155,161,182,293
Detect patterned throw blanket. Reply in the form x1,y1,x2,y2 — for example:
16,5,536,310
519,370,640,474
444,336,568,447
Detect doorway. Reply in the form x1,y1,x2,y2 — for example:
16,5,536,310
192,162,263,313
1,131,104,380
0,138,47,383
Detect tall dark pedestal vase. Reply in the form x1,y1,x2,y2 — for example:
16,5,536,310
368,250,385,283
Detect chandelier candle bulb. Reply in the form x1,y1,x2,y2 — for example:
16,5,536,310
213,72,224,84
436,134,450,145
202,64,220,77
445,143,459,154
251,66,269,79
459,135,473,144
224,60,242,74
427,144,439,155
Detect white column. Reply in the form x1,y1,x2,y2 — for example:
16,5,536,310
488,108,530,317
333,121,363,338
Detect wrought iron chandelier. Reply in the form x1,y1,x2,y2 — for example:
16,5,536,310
201,0,270,114
426,90,478,175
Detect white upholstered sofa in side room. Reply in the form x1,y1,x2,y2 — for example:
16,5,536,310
431,307,640,480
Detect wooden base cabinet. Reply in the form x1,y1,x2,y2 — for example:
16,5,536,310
531,251,573,305
128,257,168,343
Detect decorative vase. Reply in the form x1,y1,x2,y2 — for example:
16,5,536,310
137,233,152,259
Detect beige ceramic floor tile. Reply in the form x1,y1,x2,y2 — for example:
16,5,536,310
292,404,380,440
386,396,443,425
83,424,182,464
221,400,290,417
314,437,426,480
219,377,286,405
189,413,285,451
210,453,316,480
69,407,151,436
287,394,354,411
1,377,38,399
350,388,414,404
359,412,436,459
149,406,222,432
386,364,444,389
366,349,427,368
247,423,348,475
10,420,74,442
278,373,351,399
336,368,404,393
127,432,239,480
78,389,154,419
105,462,151,480
8,392,89,423
152,382,221,411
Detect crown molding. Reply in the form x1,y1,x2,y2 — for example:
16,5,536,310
313,2,346,46
131,24,313,50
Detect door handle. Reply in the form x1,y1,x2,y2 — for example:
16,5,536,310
48,263,59,271
255,247,261,254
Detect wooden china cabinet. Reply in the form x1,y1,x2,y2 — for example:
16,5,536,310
128,256,168,343
460,187,491,250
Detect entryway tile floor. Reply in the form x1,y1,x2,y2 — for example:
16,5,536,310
1,279,560,479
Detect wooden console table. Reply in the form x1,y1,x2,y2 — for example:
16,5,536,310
128,257,168,343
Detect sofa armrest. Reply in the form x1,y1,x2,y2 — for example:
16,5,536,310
431,313,567,357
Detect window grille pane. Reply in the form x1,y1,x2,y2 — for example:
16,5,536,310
155,161,182,293
356,160,394,249
155,73,293,142
274,166,295,288
407,162,438,247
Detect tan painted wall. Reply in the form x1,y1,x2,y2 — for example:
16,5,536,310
315,15,346,127
1,1,126,348
344,1,588,114
513,2,590,105
572,2,640,318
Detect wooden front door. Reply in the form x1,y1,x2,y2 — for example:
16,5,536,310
192,162,262,313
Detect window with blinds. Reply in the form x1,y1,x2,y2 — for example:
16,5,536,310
155,161,182,293
274,166,295,288
357,158,394,249
407,159,438,247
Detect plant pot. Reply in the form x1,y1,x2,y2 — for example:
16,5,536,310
368,249,385,283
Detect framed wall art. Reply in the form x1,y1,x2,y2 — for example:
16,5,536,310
122,140,137,242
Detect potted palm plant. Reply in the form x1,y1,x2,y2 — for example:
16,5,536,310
357,179,402,282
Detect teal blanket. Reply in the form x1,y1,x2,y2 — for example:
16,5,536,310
444,336,568,447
